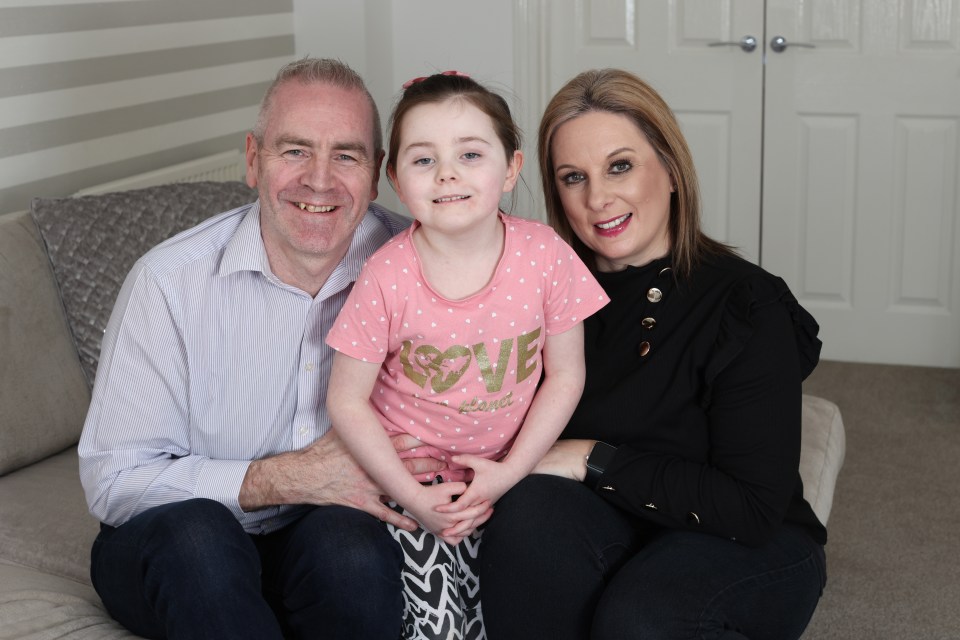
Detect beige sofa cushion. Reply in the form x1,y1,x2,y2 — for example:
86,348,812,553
0,563,142,639
0,448,98,584
0,211,90,476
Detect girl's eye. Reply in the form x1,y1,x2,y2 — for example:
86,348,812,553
413,157,434,166
610,160,632,174
559,171,585,186
462,152,481,160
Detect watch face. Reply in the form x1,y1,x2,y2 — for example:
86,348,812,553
588,442,617,472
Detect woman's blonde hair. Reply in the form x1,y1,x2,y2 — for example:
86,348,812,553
538,68,733,277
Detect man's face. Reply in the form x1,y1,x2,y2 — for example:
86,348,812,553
245,80,381,282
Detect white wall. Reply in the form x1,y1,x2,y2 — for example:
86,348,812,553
294,0,523,215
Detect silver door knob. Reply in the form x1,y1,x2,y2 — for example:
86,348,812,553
707,35,757,53
770,36,816,53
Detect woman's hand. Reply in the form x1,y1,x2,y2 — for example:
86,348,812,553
531,439,596,481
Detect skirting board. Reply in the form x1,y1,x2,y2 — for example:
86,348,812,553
73,150,246,196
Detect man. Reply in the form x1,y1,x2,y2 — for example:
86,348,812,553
79,58,489,640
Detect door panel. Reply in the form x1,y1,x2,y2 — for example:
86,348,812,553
762,0,960,367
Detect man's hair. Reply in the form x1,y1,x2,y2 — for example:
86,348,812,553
252,57,383,153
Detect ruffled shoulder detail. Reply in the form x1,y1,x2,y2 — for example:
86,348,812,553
702,265,822,400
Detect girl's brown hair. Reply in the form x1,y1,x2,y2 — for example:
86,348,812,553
387,73,521,179
538,68,735,277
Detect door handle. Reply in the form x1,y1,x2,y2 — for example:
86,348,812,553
708,35,757,53
769,36,816,53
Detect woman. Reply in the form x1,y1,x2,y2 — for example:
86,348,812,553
479,69,826,639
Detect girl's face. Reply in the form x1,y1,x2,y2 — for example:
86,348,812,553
550,110,673,272
389,98,522,237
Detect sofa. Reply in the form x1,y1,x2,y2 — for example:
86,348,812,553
0,180,847,639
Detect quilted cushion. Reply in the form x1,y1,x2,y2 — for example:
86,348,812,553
30,181,256,386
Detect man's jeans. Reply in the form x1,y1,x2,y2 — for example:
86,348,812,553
91,498,403,640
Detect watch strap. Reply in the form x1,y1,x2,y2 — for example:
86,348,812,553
584,441,617,490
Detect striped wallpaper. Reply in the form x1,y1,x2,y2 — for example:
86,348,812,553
0,0,295,214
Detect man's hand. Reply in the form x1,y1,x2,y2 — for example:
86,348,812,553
391,433,448,478
239,430,422,531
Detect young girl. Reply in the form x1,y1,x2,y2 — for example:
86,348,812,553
326,72,607,640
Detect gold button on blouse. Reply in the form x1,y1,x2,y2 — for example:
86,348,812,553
646,287,663,303
641,317,656,330
639,341,651,357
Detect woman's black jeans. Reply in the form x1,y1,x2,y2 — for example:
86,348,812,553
479,475,825,640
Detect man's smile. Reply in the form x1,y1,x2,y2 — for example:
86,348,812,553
296,202,336,213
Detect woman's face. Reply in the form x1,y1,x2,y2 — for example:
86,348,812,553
550,110,673,272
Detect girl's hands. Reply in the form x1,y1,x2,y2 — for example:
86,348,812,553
442,454,522,511
406,481,486,545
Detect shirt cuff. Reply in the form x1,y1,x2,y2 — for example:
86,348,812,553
195,458,253,520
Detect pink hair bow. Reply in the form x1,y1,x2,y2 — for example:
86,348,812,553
402,70,470,89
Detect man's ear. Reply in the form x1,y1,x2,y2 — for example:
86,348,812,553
244,132,259,189
503,149,524,193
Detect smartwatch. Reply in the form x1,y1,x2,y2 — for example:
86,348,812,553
584,441,617,490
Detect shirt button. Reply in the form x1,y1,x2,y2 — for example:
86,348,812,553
305,363,315,372
299,426,308,436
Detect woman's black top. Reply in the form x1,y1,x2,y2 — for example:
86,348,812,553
563,252,827,547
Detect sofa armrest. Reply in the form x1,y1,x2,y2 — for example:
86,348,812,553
799,394,846,525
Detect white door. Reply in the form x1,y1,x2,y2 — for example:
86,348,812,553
516,0,960,367
761,0,960,368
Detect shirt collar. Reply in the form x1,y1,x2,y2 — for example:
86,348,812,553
217,200,392,299
218,200,271,278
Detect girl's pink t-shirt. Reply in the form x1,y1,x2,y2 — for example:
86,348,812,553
326,214,608,480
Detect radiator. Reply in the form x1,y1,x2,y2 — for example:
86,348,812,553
73,150,246,196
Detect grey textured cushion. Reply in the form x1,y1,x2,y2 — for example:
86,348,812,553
0,211,90,475
30,181,256,386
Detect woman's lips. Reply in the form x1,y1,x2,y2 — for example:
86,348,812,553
594,212,632,236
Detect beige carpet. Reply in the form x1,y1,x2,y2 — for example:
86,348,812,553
801,360,960,639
